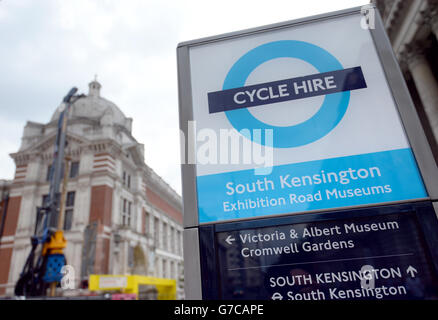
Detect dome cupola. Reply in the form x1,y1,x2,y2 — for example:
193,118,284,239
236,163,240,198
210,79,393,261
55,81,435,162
88,76,101,97
50,78,132,132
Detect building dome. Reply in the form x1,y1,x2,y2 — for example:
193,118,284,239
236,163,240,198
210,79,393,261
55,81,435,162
50,79,131,130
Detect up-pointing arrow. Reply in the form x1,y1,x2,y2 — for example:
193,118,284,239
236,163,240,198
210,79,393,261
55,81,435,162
225,235,236,245
406,266,418,278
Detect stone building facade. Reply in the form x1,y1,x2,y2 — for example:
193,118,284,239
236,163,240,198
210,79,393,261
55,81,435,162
0,80,184,297
372,0,438,159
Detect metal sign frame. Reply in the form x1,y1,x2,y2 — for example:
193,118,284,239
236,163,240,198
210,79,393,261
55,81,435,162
177,5,438,299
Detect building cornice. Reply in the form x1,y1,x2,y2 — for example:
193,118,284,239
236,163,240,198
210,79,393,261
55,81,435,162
144,166,182,210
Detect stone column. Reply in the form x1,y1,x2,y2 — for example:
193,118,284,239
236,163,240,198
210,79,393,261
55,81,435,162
401,41,438,144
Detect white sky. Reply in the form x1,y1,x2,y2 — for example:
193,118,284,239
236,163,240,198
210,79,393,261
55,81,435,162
0,0,367,194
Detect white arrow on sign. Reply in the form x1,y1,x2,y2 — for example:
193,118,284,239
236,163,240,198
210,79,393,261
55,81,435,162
406,266,418,278
225,235,236,245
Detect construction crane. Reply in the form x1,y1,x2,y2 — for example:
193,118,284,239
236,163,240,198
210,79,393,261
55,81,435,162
15,87,83,297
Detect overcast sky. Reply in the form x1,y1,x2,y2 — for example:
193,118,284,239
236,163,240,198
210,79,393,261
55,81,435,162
0,0,367,194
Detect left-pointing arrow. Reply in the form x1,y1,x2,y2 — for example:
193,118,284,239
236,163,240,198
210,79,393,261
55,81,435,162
225,235,236,245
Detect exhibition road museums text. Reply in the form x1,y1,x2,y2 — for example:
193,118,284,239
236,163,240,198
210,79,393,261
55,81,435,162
223,166,391,212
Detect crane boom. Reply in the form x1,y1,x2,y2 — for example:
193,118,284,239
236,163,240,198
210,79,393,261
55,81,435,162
14,87,80,297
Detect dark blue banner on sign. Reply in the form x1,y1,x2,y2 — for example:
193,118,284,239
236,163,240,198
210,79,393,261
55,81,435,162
208,67,367,114
199,204,438,300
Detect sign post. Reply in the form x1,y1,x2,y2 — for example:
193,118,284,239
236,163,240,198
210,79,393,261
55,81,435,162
177,5,438,300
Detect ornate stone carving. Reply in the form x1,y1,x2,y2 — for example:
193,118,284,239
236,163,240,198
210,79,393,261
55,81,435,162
419,0,438,33
399,39,432,70
384,0,403,35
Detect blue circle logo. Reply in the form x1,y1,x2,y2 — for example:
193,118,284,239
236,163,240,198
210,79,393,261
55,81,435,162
223,40,350,148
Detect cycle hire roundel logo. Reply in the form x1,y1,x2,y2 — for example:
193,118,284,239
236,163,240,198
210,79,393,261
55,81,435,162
207,40,367,148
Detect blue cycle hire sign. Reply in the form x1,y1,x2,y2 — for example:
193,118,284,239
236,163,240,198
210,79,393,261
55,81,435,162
188,16,428,224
